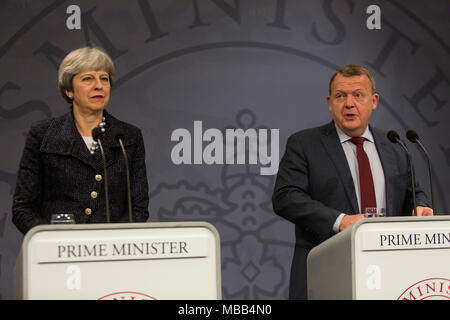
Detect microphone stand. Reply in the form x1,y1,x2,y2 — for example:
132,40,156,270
112,128,133,223
406,130,436,213
387,131,417,216
119,137,133,223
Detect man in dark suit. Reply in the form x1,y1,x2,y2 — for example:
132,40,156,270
272,64,433,300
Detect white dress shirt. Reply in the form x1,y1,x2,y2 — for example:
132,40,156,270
332,124,386,233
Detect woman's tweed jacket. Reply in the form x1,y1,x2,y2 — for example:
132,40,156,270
12,109,149,234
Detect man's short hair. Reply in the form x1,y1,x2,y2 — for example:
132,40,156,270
329,64,376,95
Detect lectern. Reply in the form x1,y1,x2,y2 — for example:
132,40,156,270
307,216,450,300
14,221,221,300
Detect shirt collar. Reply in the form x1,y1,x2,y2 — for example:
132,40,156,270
334,123,374,144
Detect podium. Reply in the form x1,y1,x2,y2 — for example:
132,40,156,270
307,216,450,300
14,221,221,300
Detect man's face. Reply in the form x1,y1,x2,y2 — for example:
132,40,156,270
326,74,379,137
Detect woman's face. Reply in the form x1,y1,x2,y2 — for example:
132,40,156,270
66,69,111,114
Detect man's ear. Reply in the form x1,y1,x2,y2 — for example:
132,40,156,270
372,93,379,110
326,96,332,112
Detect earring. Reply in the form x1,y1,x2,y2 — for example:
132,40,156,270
68,94,73,99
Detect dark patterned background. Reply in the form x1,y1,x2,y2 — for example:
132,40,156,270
0,0,449,299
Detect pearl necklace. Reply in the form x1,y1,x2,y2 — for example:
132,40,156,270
89,116,106,155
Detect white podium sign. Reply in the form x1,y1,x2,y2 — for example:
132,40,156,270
307,216,450,300
14,222,221,300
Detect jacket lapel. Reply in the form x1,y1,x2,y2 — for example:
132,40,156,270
101,111,136,168
320,122,359,214
40,109,139,175
40,111,106,173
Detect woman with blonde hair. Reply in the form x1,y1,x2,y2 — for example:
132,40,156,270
12,47,149,234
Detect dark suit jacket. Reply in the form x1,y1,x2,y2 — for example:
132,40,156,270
272,121,429,299
12,109,149,234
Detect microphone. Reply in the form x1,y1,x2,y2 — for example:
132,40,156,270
406,130,436,213
387,130,417,216
112,128,133,223
92,127,111,223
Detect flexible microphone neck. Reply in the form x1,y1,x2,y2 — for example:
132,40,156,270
92,128,111,223
387,130,417,216
406,130,436,213
112,128,133,223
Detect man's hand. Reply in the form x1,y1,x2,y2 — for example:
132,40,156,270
339,214,364,232
414,206,433,216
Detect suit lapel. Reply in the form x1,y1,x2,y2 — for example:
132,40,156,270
320,122,359,214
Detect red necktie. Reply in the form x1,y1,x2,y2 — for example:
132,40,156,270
350,137,376,213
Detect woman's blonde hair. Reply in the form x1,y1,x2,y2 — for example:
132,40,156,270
58,47,115,103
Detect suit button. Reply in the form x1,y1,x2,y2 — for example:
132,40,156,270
91,191,98,199
95,174,102,181
85,208,92,215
